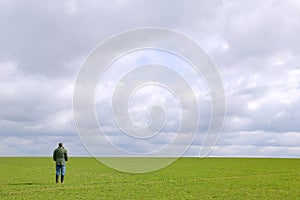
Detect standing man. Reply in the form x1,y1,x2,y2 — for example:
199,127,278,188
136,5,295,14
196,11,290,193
53,143,68,184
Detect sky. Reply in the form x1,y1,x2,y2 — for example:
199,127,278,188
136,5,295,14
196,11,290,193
0,0,300,158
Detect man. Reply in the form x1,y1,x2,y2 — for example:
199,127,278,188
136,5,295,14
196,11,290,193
53,143,68,184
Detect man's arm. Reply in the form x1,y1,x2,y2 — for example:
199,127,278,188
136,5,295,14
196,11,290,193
64,149,68,161
53,150,56,161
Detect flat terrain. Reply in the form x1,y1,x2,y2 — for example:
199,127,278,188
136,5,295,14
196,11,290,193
0,157,299,199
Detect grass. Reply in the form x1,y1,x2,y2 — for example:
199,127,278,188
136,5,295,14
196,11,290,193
0,157,299,199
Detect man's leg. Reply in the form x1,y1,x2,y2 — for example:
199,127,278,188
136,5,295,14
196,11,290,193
61,165,66,184
55,165,60,183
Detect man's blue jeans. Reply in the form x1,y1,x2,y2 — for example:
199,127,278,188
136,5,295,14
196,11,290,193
56,165,66,176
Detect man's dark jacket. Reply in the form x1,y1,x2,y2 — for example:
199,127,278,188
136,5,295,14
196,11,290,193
53,147,68,165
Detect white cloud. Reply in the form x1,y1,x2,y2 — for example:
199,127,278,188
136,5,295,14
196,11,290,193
0,0,299,158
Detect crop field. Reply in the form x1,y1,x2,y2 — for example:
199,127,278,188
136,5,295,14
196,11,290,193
0,157,299,199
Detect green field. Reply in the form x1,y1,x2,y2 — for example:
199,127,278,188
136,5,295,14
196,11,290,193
0,157,299,199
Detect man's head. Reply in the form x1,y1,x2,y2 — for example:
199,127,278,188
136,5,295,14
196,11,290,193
59,143,63,147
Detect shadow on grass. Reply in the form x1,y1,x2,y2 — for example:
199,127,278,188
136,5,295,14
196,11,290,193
7,182,49,186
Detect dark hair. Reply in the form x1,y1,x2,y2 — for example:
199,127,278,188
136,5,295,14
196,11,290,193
59,143,63,147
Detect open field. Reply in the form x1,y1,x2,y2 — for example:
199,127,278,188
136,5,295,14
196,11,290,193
0,157,299,199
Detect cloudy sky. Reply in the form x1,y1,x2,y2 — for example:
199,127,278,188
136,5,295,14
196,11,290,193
0,0,299,158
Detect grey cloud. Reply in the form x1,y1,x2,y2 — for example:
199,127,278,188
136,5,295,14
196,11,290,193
0,0,300,157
